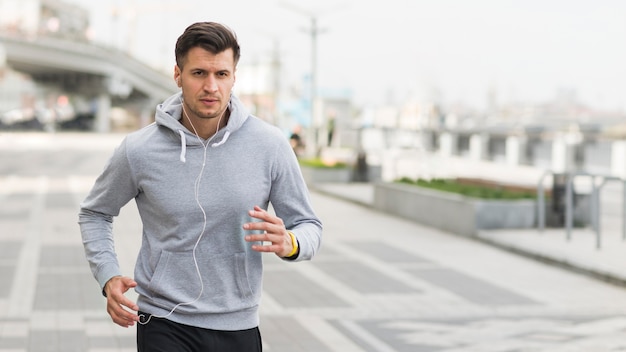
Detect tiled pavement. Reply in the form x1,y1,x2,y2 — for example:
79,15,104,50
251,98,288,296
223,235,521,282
2,132,626,351
314,179,626,289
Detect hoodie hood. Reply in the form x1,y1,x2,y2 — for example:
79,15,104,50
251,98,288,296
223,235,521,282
154,92,250,162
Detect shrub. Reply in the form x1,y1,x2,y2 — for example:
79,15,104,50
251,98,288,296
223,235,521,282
299,158,348,169
396,177,538,200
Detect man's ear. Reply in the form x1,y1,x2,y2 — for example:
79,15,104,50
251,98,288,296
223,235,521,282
174,66,181,87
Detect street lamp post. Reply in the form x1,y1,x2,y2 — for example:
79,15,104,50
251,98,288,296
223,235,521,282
280,2,327,157
306,15,321,157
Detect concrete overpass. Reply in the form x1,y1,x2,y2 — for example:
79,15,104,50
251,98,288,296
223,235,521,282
0,32,178,132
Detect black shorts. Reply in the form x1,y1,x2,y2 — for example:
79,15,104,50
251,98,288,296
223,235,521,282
137,312,262,352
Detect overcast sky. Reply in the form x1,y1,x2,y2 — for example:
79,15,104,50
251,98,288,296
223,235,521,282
67,0,626,112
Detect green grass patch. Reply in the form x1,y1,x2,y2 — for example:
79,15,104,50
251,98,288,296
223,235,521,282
396,177,538,200
299,158,348,169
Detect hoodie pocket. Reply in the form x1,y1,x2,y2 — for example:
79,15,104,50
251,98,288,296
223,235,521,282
147,250,255,313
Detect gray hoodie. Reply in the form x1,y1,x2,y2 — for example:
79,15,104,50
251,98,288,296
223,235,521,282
79,92,322,330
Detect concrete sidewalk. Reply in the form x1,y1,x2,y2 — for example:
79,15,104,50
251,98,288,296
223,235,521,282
313,182,626,288
3,132,626,352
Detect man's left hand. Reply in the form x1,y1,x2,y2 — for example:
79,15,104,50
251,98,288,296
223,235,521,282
243,205,295,257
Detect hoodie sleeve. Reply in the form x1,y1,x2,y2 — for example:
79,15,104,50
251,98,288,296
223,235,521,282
78,139,139,290
269,136,322,262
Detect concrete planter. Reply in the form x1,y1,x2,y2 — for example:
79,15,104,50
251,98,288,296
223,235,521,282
373,182,536,237
300,166,352,185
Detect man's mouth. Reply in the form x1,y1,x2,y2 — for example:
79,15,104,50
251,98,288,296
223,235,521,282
200,97,218,105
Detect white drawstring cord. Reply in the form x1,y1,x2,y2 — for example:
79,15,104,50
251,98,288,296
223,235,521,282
211,131,230,147
178,130,187,162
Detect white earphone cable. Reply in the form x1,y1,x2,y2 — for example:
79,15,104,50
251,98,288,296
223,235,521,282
139,99,225,325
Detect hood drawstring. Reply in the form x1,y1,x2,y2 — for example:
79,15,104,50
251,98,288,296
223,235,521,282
178,129,231,162
178,130,187,163
211,131,230,148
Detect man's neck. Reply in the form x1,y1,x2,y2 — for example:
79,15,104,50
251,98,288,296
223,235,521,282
182,109,229,140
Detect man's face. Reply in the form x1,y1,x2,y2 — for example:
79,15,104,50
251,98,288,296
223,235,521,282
175,47,236,121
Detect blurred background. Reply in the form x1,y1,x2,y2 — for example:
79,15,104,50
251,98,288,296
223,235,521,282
3,3,626,350
1,0,626,177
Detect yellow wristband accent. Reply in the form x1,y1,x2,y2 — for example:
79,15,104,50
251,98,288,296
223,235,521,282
286,231,298,257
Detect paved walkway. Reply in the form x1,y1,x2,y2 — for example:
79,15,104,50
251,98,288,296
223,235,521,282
2,132,626,352
313,182,626,288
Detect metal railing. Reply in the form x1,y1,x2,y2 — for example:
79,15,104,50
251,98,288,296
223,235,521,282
537,171,626,249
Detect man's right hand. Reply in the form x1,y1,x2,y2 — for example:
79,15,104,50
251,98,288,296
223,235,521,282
104,276,140,327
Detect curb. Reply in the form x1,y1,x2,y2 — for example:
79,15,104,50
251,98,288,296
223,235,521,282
473,234,626,289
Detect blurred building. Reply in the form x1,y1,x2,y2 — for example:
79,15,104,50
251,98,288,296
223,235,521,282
0,0,90,40
0,0,91,130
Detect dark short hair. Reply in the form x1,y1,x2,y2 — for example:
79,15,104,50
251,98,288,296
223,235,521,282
175,22,241,68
